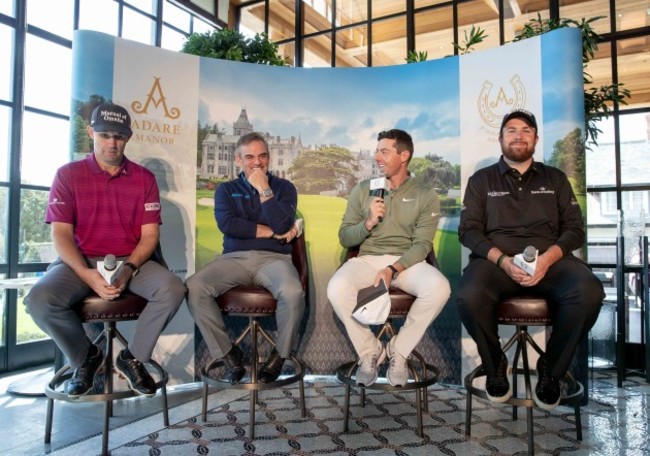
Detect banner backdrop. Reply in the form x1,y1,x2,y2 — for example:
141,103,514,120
70,28,585,385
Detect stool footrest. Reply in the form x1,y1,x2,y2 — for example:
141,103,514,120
201,354,305,391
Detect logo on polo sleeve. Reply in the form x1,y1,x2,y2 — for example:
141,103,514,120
144,203,161,211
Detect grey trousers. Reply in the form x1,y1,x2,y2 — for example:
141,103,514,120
25,257,186,368
185,250,305,359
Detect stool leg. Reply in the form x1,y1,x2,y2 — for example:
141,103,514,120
102,401,110,455
574,398,583,441
44,397,54,443
343,384,351,432
526,406,534,455
162,384,169,426
202,382,209,422
415,385,423,438
465,384,472,436
299,378,306,417
249,318,259,439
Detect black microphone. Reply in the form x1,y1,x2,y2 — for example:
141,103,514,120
369,177,389,222
369,177,388,198
98,254,124,285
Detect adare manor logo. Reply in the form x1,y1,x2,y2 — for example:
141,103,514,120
478,74,527,131
129,77,182,145
131,77,180,119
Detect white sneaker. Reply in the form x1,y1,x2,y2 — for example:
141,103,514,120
386,339,409,387
355,343,386,386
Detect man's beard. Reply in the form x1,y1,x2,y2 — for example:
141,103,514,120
502,142,534,163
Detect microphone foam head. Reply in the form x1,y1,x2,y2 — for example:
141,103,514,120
522,246,536,262
104,254,117,270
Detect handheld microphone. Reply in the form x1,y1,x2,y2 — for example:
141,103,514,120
369,177,389,199
369,177,389,222
97,254,124,285
513,246,538,276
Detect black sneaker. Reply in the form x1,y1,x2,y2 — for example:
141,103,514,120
486,354,512,403
66,345,103,398
222,345,246,385
258,349,285,384
115,351,157,397
534,355,560,410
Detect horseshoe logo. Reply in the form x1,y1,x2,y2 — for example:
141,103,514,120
478,75,526,129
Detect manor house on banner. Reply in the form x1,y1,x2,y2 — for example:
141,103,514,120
199,108,303,180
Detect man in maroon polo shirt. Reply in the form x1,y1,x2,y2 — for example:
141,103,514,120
25,103,185,398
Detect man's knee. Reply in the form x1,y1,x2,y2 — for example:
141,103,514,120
24,283,54,319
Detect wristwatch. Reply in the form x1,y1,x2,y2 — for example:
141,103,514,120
386,264,399,279
260,188,274,197
124,262,139,276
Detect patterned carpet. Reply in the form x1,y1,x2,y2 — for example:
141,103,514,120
109,371,649,455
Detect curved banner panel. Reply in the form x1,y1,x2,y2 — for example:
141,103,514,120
71,28,584,384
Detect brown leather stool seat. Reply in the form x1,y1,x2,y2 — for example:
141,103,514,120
464,296,583,455
44,292,169,456
200,234,308,439
335,249,440,438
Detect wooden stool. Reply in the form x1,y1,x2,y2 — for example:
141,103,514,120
464,296,583,455
44,293,169,456
335,248,440,437
200,234,309,439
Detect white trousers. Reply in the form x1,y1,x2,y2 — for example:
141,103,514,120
327,254,450,358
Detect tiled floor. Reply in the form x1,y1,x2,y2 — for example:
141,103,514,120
1,366,649,455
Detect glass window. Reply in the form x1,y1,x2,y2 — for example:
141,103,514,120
19,189,54,265
192,17,215,35
17,273,49,343
79,0,119,36
620,112,650,185
335,25,368,67
336,0,367,27
414,6,454,61
371,15,406,67
241,3,266,37
122,7,156,45
191,0,216,15
24,35,72,116
303,33,332,67
278,41,296,66
0,2,12,15
615,0,649,32
415,0,448,6
270,0,296,41
127,0,156,15
586,190,618,262
617,36,650,110
26,0,74,40
372,0,405,18
0,187,7,263
560,0,610,35
164,0,191,32
21,112,70,186
456,0,501,51
585,41,612,106
0,106,9,182
0,25,13,102
505,4,550,43
303,0,331,35
586,117,616,188
162,25,188,52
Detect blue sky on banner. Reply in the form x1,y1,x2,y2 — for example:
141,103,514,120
72,29,586,166
198,56,461,163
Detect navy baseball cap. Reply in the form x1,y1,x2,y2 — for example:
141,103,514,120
499,109,538,134
90,103,133,136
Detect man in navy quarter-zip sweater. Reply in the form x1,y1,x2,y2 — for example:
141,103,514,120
186,132,304,385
